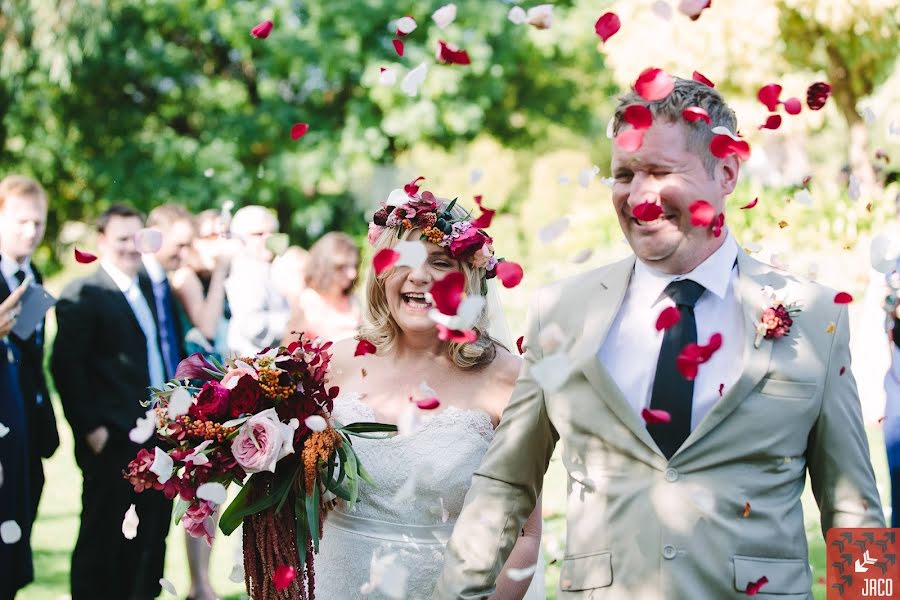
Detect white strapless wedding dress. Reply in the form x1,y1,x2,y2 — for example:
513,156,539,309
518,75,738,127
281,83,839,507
314,393,546,599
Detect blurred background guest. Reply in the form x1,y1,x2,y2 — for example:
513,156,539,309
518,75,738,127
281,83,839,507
185,208,234,358
0,175,59,532
271,245,309,311
225,205,289,357
282,232,361,345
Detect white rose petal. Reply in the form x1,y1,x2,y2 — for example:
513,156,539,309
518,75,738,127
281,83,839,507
432,4,457,28
538,322,567,354
360,552,409,599
848,175,861,201
861,106,876,125
397,404,422,437
531,353,573,393
378,68,397,86
395,240,428,270
558,174,571,186
506,564,538,582
526,4,553,29
427,295,485,331
305,415,328,432
890,120,900,137
121,504,139,540
578,166,600,188
469,168,483,184
1,520,22,544
395,16,417,35
606,116,616,139
167,387,192,419
159,578,177,595
229,562,245,583
572,248,593,264
134,228,163,254
149,446,174,484
0,422,9,438
507,6,527,24
197,482,228,506
793,189,812,205
871,234,899,273
538,217,570,244
387,188,409,205
401,63,428,97
183,440,213,466
651,0,673,20
439,497,449,523
128,408,157,444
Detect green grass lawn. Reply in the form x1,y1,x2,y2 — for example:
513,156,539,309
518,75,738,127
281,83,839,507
19,396,892,600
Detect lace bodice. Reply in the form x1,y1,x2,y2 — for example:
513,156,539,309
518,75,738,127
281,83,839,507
330,393,495,526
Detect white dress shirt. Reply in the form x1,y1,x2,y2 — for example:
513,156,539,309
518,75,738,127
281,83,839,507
1,253,33,294
598,234,745,430
101,261,166,389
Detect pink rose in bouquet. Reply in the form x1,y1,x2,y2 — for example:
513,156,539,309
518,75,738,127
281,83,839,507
231,408,296,473
189,380,230,421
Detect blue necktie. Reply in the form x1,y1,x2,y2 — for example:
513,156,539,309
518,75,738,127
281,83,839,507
153,278,182,379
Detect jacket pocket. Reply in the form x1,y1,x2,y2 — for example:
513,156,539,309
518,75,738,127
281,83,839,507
756,378,818,400
559,551,612,592
733,555,810,594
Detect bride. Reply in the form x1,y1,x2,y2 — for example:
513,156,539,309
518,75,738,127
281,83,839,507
315,187,544,599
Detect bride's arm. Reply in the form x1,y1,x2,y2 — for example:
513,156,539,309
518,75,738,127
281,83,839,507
490,495,543,600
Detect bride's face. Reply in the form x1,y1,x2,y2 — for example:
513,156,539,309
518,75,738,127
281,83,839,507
383,239,462,335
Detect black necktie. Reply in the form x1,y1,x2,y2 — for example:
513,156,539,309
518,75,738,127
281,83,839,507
648,279,706,459
14,269,26,286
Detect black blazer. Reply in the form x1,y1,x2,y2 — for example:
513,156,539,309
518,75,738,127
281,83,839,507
51,266,162,439
0,265,59,458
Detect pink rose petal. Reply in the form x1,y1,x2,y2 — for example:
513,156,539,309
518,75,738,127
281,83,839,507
782,97,801,115
594,12,621,42
623,104,653,130
615,128,645,152
689,200,716,227
413,397,440,410
692,71,715,87
678,0,712,21
757,83,782,112
682,106,711,124
373,248,400,275
746,575,769,596
74,247,97,264
759,114,782,130
655,306,681,331
431,271,465,315
634,67,674,101
436,323,478,343
642,408,672,424
496,261,524,288
709,135,751,160
290,123,309,140
134,228,163,254
250,20,273,39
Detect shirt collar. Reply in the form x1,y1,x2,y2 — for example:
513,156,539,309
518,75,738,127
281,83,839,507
632,232,738,307
141,255,167,284
101,260,138,293
0,253,31,281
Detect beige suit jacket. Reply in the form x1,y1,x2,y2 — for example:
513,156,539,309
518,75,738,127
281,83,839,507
435,251,884,599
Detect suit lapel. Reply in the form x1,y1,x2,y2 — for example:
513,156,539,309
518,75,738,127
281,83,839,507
673,251,775,458
94,267,145,339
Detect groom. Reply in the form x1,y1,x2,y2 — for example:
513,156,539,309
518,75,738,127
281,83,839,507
436,77,883,598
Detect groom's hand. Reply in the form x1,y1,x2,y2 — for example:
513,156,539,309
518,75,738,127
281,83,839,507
85,425,109,455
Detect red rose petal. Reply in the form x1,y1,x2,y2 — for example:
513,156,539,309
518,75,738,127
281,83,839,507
354,339,377,357
641,408,672,425
692,70,715,87
710,135,751,160
806,81,831,111
250,20,274,39
516,335,525,355
712,212,725,238
414,397,440,410
757,83,782,112
615,128,645,152
782,97,801,115
676,333,722,380
834,291,853,304
718,382,724,397
373,248,400,275
404,176,424,196
746,575,769,596
655,306,681,331
839,366,846,376
682,106,711,124
273,565,296,591
740,197,759,210
392,38,404,57
290,123,309,140
496,261,524,289
632,202,663,222
689,200,716,227
594,12,621,42
436,40,470,65
74,247,98,264
430,271,465,315
436,323,478,343
634,67,675,101
623,104,653,130
759,114,782,130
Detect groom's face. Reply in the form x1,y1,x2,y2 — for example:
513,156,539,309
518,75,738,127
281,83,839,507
611,120,738,274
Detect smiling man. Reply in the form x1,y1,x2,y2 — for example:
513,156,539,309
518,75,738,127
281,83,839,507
436,76,883,599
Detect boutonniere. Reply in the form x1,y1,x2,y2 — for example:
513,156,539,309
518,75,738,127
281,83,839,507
754,286,802,349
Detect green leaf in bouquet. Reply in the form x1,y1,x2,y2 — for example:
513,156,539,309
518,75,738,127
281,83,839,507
323,475,353,502
294,495,308,572
274,465,302,515
173,497,191,524
208,354,227,373
304,481,320,553
356,455,375,486
339,422,399,435
219,469,297,536
202,367,225,381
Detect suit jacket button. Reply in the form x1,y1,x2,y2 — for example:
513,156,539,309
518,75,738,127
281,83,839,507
665,468,679,482
662,544,677,559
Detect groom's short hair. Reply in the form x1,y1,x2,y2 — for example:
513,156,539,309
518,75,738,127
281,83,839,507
610,77,737,176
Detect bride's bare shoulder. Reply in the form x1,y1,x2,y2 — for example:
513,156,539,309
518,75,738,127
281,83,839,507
487,345,522,389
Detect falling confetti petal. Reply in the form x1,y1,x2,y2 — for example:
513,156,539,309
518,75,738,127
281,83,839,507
634,68,674,101
197,482,228,505
642,408,672,424
655,306,681,331
615,128,645,152
632,202,663,222
508,6,527,24
594,12,621,43
577,165,601,188
793,190,812,205
149,446,174,484
274,565,297,591
74,247,97,264
516,336,525,355
526,4,554,29
806,82,830,110
678,0,711,20
507,564,538,582
692,71,715,87
436,40,471,65
159,578,177,596
834,292,853,304
394,240,428,270
129,408,157,444
539,217,570,243
430,271,465,316
469,168,483,183
496,261,524,288
839,366,846,376
290,123,309,140
414,397,440,410
121,504,139,540
848,175,861,201
134,228,163,254
782,97,801,115
623,105,653,130
167,388,192,419
757,84,782,112
746,576,769,596
572,248,593,264
759,114,782,130
0,423,8,438
651,1,673,20
531,353,573,393
250,20,274,39
739,197,758,210
379,68,397,86
355,339,377,356
401,63,428,96
683,106,711,124
305,415,328,432
432,4,457,28
395,16,417,35
689,200,716,227
373,248,400,275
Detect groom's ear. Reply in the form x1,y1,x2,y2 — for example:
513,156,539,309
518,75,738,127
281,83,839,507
716,154,740,195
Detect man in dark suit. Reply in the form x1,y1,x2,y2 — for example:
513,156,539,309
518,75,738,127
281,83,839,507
0,175,60,524
52,204,172,600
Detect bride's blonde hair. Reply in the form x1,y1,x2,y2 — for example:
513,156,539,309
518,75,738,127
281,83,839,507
358,202,498,370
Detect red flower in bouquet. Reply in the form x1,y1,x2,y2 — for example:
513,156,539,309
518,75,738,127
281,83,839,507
124,448,162,493
229,376,263,418
189,380,231,421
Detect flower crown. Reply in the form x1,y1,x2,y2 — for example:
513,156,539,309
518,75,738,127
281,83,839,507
368,178,498,281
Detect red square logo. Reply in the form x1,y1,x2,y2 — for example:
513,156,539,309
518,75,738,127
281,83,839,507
827,528,900,599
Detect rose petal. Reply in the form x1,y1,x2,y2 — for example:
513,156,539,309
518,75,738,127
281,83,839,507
129,408,157,444
655,306,681,331
839,366,846,376
0,422,9,438
806,81,831,110
496,261,524,288
274,565,297,591
250,20,273,39
304,415,328,432
719,383,725,397
782,97,801,115
432,4,457,28
395,16,417,35
530,353,573,393
594,12,621,43
470,207,495,229
508,6,527,24
134,228,163,254
354,339,377,357
436,323,478,343
401,63,428,97
676,333,722,380
746,575,769,596
848,174,861,201
539,217,570,243
395,240,427,270
678,0,711,20
159,578,177,596
526,4,554,29
632,202,663,222
641,408,672,424
634,68,674,102
167,387,193,419
709,134,751,160
692,71,715,87
197,482,228,505
436,40,470,65
149,446,174,484
682,106,711,124
429,295,485,331
413,397,440,410
516,336,525,355
578,165,600,188
378,67,397,86
651,1,673,20
757,83,782,112
121,504,139,540
392,38,404,57
290,123,309,140
834,291,853,304
623,104,653,130
373,248,400,275
615,128,645,152
759,114,782,130
793,189,812,205
689,200,716,227
430,271,465,315
507,564,538,582
74,247,97,264
572,248,593,263
739,197,759,210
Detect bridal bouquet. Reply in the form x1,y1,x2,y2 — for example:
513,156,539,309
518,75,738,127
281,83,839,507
124,337,394,599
